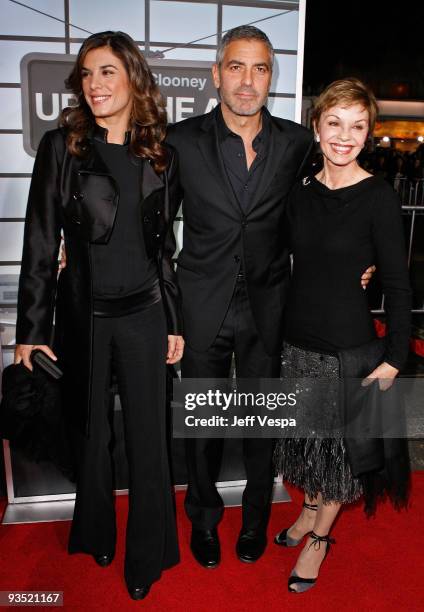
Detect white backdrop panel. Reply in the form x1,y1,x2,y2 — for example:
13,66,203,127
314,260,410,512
222,5,299,50
0,265,20,276
0,135,35,174
0,178,31,218
155,48,216,61
0,88,22,129
271,53,298,95
151,1,217,44
69,0,145,40
0,41,66,83
267,96,296,119
0,0,64,36
71,42,147,55
0,222,24,261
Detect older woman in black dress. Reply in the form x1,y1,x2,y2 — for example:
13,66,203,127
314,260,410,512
14,31,183,600
275,78,411,593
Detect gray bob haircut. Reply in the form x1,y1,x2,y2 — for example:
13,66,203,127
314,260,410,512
216,25,274,67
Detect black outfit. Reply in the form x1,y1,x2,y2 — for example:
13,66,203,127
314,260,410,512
276,343,364,504
91,137,158,297
16,125,182,433
68,303,177,588
16,125,182,589
166,105,313,531
284,175,411,367
276,175,411,504
182,279,279,531
218,106,270,214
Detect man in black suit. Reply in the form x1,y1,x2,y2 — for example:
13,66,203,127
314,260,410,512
166,25,313,568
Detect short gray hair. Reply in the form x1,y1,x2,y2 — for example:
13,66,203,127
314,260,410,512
216,25,274,67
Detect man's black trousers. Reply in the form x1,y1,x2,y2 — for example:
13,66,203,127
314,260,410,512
182,278,281,532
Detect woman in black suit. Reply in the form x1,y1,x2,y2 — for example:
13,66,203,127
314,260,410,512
14,31,183,600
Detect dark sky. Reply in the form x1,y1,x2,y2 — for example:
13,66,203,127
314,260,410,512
303,0,424,99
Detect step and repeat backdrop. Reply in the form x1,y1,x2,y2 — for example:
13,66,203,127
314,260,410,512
0,0,305,500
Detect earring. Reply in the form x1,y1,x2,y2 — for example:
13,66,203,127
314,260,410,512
315,134,320,143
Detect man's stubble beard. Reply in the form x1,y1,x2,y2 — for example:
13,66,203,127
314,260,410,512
224,101,263,117
220,89,269,117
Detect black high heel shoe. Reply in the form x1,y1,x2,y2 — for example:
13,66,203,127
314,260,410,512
288,531,336,593
274,501,318,547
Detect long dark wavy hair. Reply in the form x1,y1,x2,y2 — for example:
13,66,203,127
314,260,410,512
60,31,168,173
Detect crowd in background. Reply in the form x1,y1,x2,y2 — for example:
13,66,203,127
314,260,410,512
359,142,424,198
310,142,424,203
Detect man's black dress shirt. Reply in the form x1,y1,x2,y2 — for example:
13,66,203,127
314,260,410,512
217,106,270,212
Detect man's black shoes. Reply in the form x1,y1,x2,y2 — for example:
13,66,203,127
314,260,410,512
236,529,267,563
190,528,220,568
128,585,151,600
93,553,114,567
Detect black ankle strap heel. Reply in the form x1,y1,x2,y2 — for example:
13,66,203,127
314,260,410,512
307,531,336,554
274,502,318,548
302,502,318,511
288,531,336,594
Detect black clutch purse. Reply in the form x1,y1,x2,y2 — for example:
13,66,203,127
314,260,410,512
338,337,410,514
338,337,386,477
31,349,63,379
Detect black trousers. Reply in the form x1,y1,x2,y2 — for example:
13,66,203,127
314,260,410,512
68,301,179,588
182,279,280,532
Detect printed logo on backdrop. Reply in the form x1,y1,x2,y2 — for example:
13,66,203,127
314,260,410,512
20,53,218,157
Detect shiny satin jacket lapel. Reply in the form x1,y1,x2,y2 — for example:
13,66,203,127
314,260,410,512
67,141,164,245
141,158,165,201
244,111,292,215
197,109,242,214
67,143,118,244
77,143,112,176
79,141,164,199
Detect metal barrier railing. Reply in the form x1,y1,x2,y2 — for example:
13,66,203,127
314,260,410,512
372,178,424,316
392,177,424,207
393,177,424,208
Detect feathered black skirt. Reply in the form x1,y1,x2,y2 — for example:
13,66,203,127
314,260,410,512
275,343,363,505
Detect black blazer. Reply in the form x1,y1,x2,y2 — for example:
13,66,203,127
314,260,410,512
16,126,182,434
166,105,313,354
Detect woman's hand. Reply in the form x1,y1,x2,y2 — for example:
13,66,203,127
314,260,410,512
14,344,58,371
362,361,399,391
58,241,67,271
166,335,185,364
361,265,376,289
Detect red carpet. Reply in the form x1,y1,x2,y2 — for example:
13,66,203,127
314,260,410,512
1,473,424,611
374,318,424,357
